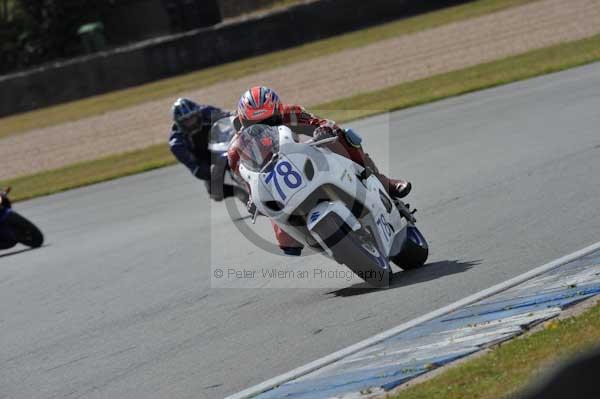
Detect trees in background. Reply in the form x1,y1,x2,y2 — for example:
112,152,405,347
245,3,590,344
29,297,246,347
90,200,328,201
0,0,225,75
0,0,111,74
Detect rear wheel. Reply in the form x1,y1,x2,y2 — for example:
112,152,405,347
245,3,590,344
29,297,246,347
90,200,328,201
5,212,44,248
312,214,390,287
392,226,428,270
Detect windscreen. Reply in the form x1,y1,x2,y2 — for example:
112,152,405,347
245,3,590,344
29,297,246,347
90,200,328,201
238,124,280,172
209,117,236,145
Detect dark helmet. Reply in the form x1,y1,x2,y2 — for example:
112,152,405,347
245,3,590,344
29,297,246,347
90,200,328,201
172,98,202,133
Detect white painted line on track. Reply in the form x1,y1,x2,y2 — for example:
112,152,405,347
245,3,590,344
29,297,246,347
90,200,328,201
227,240,600,399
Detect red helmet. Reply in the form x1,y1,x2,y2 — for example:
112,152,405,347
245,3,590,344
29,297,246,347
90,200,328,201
238,86,282,125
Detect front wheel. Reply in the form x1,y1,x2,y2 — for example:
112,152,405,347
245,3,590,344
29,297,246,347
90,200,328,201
392,226,428,270
5,211,44,248
312,214,390,287
208,158,227,202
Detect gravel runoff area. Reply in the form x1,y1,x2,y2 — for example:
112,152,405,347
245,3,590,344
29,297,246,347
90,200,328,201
2,0,600,180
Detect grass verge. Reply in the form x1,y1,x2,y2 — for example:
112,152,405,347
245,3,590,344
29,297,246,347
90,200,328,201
3,33,600,202
392,300,600,399
0,0,536,139
3,145,173,202
318,34,600,122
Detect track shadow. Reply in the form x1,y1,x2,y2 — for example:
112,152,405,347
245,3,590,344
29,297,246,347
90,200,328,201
232,214,253,222
327,259,481,297
0,247,38,258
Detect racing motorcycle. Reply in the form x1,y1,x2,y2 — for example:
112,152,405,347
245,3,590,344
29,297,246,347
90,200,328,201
207,115,249,203
0,188,44,250
238,125,428,287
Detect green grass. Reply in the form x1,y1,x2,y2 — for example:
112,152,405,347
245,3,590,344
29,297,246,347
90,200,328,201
3,33,600,202
393,300,600,399
317,34,600,122
3,144,174,202
0,0,536,139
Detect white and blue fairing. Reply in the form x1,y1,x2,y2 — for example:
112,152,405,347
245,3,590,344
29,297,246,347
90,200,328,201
239,125,408,259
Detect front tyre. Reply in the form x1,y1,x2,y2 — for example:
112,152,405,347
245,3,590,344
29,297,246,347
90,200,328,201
393,226,428,270
312,214,390,287
5,212,44,248
208,159,227,202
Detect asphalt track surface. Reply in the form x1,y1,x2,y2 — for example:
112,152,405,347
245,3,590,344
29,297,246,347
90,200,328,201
1,63,600,399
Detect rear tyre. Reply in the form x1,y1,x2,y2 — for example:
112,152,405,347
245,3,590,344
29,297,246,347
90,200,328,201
392,226,428,270
312,214,390,287
5,212,44,248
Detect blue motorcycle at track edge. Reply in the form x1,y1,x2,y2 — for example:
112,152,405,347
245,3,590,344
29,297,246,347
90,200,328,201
0,187,44,250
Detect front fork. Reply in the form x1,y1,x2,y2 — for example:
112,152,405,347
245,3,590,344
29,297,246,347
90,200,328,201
394,199,417,223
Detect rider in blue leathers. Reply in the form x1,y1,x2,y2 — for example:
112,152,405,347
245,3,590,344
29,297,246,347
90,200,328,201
168,98,236,199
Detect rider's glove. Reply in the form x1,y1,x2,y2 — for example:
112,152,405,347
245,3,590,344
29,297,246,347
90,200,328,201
313,126,337,141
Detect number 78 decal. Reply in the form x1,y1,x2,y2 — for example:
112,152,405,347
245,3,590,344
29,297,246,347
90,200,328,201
264,160,303,201
376,214,392,242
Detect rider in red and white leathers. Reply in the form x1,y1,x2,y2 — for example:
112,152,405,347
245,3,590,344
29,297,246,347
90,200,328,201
228,86,411,256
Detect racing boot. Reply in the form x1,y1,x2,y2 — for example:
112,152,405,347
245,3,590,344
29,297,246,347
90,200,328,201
363,153,412,198
272,221,304,256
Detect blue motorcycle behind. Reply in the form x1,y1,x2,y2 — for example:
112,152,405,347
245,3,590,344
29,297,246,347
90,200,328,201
207,116,249,204
0,188,44,250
